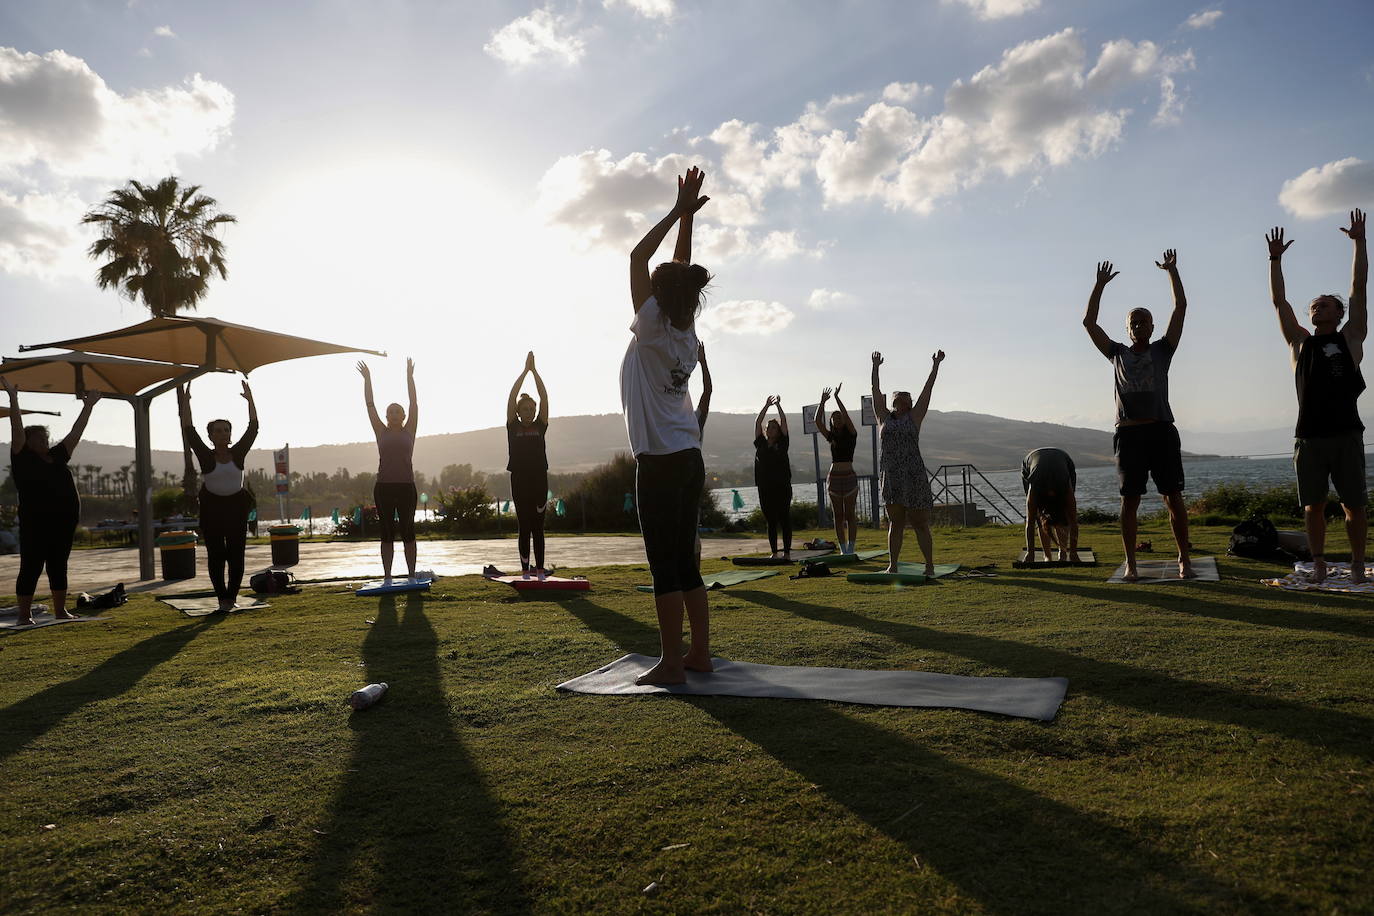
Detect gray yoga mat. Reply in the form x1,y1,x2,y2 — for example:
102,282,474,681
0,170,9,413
635,568,779,593
0,613,107,634
558,653,1068,721
1106,556,1218,584
157,595,270,616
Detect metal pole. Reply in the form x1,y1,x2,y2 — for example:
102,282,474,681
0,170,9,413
812,431,825,527
870,424,879,527
133,396,155,580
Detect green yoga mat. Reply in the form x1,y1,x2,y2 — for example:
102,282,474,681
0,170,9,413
803,549,888,566
636,568,779,593
847,562,961,585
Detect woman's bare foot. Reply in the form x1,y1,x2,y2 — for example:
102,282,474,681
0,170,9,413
923,564,935,577
16,616,35,627
1309,558,1328,583
1122,564,1140,582
683,649,714,673
636,659,686,686
1352,564,1368,584
54,609,75,620
1178,558,1195,579
883,564,899,574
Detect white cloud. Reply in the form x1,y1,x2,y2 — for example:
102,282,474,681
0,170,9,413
1278,157,1374,219
604,0,674,19
1184,9,1223,29
137,47,152,58
153,25,176,38
0,48,236,279
483,8,585,68
944,0,1041,21
697,299,794,335
882,81,932,103
808,288,855,310
816,102,926,204
0,49,235,179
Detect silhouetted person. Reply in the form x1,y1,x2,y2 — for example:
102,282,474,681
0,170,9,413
621,165,712,686
3,378,99,626
871,349,944,575
358,358,419,581
1022,447,1079,561
753,395,792,559
816,384,860,555
1267,208,1368,583
506,352,550,579
178,380,258,611
1083,252,1193,580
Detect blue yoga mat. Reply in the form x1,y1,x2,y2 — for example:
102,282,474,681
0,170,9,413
355,577,433,596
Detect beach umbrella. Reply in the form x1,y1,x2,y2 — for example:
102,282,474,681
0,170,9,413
555,498,566,517
731,489,744,510
332,508,340,525
353,506,363,526
623,492,634,513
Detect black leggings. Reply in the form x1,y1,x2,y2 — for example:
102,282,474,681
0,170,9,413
200,488,250,602
758,483,793,554
374,482,418,542
637,448,705,596
15,512,77,597
511,471,547,570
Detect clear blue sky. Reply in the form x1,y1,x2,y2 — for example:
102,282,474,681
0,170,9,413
2,0,1372,453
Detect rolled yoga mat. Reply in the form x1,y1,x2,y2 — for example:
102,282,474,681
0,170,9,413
558,653,1068,721
635,568,779,593
847,562,961,585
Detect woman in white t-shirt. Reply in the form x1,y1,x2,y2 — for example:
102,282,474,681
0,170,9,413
620,165,713,686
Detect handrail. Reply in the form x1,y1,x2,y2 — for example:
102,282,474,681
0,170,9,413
927,463,1025,525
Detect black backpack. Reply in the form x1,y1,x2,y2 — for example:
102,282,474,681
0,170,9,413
1228,515,1300,564
249,569,299,594
792,562,833,580
76,583,127,610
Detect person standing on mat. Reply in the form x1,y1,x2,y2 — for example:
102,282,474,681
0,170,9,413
3,378,99,627
1083,252,1193,581
753,395,793,559
506,351,550,580
178,380,258,612
358,358,419,582
1267,209,1368,583
871,350,943,576
1021,447,1079,562
816,384,859,555
621,164,712,686
694,341,713,569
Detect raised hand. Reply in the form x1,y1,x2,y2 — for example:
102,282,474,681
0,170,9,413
356,361,371,380
821,386,832,401
1341,208,1366,242
675,166,710,216
834,381,842,397
1267,227,1294,258
765,395,779,407
1154,249,1178,271
932,350,946,364
240,380,253,401
524,351,535,372
1095,261,1119,286
406,357,415,376
696,341,707,364
871,351,884,366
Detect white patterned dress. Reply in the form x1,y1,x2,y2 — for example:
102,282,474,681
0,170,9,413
879,411,933,509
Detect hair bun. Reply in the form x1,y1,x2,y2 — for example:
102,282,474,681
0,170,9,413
686,263,711,291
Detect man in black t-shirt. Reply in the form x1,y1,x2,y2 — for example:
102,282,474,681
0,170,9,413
1267,209,1368,583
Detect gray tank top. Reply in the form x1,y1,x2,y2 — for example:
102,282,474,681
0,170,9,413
376,428,415,484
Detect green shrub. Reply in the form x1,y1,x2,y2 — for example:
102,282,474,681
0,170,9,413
700,489,729,529
553,453,639,532
1190,483,1303,521
1078,506,1120,524
152,487,183,518
744,500,819,531
434,485,495,533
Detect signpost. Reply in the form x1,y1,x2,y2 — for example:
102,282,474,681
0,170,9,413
861,396,879,526
801,404,826,526
273,445,290,523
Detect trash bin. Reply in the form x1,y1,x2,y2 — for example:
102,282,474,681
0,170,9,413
269,524,300,567
156,531,198,580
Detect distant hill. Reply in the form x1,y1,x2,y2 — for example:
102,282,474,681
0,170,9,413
61,409,1197,482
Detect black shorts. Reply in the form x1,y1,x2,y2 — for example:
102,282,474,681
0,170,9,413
1114,422,1185,497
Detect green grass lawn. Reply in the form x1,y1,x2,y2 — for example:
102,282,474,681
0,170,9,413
2,522,1371,913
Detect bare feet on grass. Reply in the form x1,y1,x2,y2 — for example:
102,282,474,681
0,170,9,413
54,609,75,620
636,659,686,686
1309,558,1327,583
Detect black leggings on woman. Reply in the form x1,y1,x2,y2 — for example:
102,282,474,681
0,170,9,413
15,512,77,597
511,470,547,570
637,448,705,596
758,483,793,554
200,488,250,603
373,482,418,542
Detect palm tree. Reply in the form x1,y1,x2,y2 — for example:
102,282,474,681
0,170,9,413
83,177,237,504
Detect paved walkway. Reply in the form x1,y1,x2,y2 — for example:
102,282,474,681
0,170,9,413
0,536,772,596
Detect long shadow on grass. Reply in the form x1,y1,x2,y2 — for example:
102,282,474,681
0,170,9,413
561,598,1264,914
733,589,1374,762
0,616,223,764
1008,571,1374,639
295,593,529,913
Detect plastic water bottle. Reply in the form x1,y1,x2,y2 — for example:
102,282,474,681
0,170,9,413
349,682,388,710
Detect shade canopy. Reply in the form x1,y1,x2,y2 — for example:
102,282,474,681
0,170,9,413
21,316,386,375
0,352,206,397
0,407,59,419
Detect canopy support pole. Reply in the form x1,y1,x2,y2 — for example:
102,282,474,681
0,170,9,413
132,396,155,580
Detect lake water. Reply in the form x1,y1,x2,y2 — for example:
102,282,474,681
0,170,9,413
709,453,1373,521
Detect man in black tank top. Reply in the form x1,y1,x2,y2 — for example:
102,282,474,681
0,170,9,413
1267,209,1368,582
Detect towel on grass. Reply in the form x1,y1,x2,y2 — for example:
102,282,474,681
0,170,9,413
558,653,1068,721
156,594,270,616
1262,562,1374,595
1106,556,1218,584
